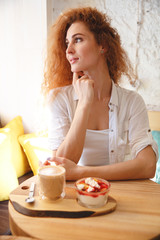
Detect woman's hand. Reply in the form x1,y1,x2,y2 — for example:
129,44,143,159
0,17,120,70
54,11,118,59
43,157,81,180
73,72,94,106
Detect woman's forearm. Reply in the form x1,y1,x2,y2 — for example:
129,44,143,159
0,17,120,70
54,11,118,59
77,146,156,180
80,160,152,180
56,101,91,163
55,73,94,163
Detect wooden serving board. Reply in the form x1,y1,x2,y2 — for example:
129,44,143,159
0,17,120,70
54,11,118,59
9,178,116,218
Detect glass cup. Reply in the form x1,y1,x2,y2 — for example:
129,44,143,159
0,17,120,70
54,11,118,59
38,165,66,200
75,177,110,208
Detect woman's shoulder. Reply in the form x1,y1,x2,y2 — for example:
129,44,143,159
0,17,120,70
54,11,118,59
115,84,146,113
116,83,144,101
48,84,76,104
49,84,73,94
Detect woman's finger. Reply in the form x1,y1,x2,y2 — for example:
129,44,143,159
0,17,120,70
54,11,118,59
72,72,79,85
77,71,84,78
73,71,85,84
51,156,64,165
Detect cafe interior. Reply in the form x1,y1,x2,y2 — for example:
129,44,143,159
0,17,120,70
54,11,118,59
0,0,160,239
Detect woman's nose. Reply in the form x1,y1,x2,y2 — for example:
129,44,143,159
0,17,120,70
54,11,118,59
66,43,75,54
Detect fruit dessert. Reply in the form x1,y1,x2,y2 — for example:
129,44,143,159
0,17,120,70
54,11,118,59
75,177,110,208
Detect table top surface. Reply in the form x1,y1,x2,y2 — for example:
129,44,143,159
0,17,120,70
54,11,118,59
9,176,160,240
0,236,38,240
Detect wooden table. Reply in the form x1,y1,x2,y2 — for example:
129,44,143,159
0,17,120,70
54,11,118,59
0,236,38,240
9,176,160,240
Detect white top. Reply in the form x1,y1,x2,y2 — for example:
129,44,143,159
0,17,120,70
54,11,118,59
47,82,158,165
79,129,110,166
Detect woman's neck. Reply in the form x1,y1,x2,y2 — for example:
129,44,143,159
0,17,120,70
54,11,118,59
84,62,112,101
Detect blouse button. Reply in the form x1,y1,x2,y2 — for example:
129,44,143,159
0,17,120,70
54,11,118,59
110,109,113,112
111,150,114,153
148,129,151,132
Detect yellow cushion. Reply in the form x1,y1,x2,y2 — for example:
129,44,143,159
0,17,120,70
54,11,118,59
0,131,19,201
19,132,52,175
3,116,31,177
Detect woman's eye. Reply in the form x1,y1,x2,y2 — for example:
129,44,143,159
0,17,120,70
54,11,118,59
65,42,69,47
75,37,82,43
65,37,82,49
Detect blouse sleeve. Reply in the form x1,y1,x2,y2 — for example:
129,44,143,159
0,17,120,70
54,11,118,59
47,90,71,151
128,93,158,161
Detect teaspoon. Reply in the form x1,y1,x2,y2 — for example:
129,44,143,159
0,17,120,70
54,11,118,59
25,182,35,203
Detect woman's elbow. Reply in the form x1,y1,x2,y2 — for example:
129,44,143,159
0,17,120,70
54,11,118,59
144,155,157,179
137,146,157,179
147,159,156,178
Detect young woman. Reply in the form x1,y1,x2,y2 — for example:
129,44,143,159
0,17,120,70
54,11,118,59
42,7,158,180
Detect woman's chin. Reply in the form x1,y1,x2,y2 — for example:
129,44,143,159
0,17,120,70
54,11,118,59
71,66,83,73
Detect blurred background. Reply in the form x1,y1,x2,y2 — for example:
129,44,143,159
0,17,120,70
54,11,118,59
0,0,159,133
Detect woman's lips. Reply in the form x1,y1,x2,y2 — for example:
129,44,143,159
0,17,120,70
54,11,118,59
70,58,79,64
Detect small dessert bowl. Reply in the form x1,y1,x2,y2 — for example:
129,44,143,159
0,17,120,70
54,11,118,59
75,177,111,208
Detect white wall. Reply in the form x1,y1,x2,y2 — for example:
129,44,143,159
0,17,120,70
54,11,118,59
51,0,160,110
0,0,47,133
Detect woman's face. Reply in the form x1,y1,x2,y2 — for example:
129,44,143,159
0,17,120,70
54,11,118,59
66,21,103,74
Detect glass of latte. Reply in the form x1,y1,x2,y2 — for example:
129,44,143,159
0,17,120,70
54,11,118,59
38,165,66,200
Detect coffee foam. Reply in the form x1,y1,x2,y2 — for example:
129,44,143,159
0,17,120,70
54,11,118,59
39,166,64,176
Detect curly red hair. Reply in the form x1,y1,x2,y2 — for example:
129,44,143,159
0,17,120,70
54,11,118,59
42,7,133,96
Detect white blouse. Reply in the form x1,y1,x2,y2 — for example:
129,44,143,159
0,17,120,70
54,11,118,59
47,82,158,165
